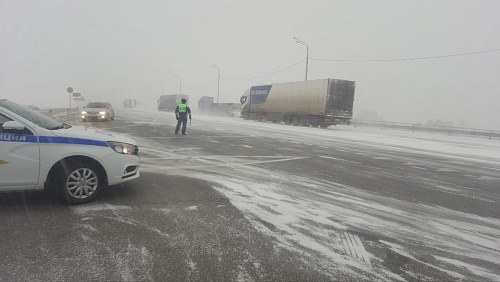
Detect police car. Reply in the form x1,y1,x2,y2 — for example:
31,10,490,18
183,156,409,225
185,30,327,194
0,99,140,204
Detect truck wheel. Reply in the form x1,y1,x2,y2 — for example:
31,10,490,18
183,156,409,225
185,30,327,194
311,121,320,128
320,124,329,128
57,160,102,205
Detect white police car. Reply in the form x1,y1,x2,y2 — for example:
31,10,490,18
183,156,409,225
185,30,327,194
0,99,140,204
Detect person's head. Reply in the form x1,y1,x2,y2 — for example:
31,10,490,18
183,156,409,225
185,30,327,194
181,99,186,104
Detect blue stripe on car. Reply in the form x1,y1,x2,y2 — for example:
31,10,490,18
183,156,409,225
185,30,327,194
0,133,109,147
39,136,109,147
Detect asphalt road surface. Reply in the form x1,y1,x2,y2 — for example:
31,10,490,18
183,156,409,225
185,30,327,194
1,108,499,281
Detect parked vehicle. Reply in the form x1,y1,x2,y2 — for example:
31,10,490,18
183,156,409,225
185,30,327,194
240,78,356,128
197,96,240,117
0,99,140,204
81,101,115,121
123,99,139,108
158,94,189,112
198,96,214,113
211,103,241,117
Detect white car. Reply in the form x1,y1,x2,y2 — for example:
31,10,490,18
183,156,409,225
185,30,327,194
81,101,115,121
0,99,140,204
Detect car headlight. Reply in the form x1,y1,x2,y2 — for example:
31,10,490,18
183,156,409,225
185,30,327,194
81,111,87,114
107,142,138,155
99,111,106,115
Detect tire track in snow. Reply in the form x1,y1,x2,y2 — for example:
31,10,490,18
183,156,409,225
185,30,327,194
340,232,370,264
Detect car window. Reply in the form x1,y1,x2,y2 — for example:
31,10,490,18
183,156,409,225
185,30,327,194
86,102,107,108
0,100,62,130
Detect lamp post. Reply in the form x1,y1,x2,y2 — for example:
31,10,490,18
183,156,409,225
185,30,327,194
173,75,182,94
293,37,309,81
142,84,150,109
210,63,220,103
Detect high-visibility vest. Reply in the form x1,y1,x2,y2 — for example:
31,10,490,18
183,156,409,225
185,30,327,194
178,103,187,113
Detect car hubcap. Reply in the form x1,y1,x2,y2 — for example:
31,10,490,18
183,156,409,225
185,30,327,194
66,168,98,199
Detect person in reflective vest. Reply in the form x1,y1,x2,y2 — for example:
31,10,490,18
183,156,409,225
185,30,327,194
175,99,192,135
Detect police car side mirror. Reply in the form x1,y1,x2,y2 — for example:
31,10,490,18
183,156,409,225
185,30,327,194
2,121,26,131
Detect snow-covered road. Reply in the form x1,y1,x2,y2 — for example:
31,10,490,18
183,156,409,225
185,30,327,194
120,109,500,281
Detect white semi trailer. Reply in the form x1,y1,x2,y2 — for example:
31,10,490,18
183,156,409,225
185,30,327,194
240,78,355,128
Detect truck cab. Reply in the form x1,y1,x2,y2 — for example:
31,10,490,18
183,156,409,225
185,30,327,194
239,89,250,117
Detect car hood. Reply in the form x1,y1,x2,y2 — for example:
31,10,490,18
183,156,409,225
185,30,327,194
51,126,136,145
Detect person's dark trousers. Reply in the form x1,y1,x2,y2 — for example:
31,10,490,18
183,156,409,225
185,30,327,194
175,116,188,135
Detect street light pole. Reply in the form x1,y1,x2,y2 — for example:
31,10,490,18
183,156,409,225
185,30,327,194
173,75,182,94
293,37,309,81
210,63,220,103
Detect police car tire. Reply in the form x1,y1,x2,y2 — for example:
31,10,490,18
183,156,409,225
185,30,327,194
58,160,101,205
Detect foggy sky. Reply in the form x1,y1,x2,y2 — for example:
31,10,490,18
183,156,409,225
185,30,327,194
1,0,499,130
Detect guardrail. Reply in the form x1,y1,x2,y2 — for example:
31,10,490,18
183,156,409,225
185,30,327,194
351,120,500,140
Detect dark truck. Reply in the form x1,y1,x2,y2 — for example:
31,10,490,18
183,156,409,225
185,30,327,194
197,96,240,117
240,78,355,128
157,94,189,112
198,96,214,113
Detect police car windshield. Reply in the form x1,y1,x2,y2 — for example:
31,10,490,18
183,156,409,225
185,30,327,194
0,100,64,130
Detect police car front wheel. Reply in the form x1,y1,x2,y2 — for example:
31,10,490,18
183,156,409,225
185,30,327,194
59,161,102,204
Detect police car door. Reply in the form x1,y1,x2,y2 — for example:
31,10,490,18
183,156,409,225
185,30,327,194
0,113,40,191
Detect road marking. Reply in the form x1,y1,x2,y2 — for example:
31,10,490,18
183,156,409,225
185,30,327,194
372,157,391,160
141,155,298,160
319,156,361,164
411,166,430,170
106,123,158,130
477,176,499,181
437,168,459,172
421,185,495,203
141,156,308,172
481,167,500,171
336,149,348,152
340,232,370,263
442,161,467,165
202,135,250,138
144,136,190,139
355,152,369,156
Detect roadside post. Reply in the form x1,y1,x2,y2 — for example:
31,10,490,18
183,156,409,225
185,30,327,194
67,87,73,116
